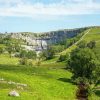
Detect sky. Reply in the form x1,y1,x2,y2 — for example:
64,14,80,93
0,0,100,33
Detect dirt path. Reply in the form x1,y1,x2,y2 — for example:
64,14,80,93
60,28,91,54
75,28,91,45
65,28,91,50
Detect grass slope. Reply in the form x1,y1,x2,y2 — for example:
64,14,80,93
0,54,76,100
60,27,100,60
82,27,100,60
60,28,91,55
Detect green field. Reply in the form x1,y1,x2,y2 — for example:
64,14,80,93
0,54,77,100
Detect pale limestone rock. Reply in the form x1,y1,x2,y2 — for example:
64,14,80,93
8,90,20,97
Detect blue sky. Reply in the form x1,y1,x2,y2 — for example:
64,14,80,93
0,0,100,33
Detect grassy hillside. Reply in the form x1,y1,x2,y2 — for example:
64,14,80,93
0,27,100,100
60,27,100,59
82,27,100,60
59,28,90,55
0,54,77,100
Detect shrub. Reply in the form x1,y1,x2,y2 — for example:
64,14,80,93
87,41,96,49
27,51,36,59
0,47,4,54
28,60,33,66
19,58,27,65
58,55,66,62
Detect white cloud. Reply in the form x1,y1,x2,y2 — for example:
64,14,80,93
0,0,100,18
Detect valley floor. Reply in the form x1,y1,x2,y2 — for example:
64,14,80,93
0,54,99,100
0,54,76,100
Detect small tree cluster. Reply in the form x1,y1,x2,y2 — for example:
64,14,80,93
0,47,4,54
19,50,36,59
58,55,66,62
42,46,55,60
77,40,96,49
19,58,28,65
68,48,99,84
67,39,100,99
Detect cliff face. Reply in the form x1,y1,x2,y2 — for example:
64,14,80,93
43,28,86,44
7,28,87,51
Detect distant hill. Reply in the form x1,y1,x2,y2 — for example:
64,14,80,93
60,26,100,60
0,26,99,52
0,27,89,51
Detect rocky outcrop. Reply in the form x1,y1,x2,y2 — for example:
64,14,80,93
2,27,88,51
8,90,20,97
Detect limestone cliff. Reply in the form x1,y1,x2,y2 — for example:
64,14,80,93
1,27,88,51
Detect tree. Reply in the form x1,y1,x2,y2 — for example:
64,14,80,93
19,50,36,59
42,46,55,60
58,54,67,62
27,51,36,59
77,40,96,49
68,48,99,99
87,41,96,49
14,43,22,52
0,47,4,54
19,57,27,65
58,55,66,62
51,45,65,53
77,41,87,48
68,48,99,84
19,50,27,58
6,44,15,57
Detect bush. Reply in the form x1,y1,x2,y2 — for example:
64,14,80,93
68,48,98,84
36,59,41,66
77,41,87,48
42,46,55,60
27,51,36,59
19,58,27,65
87,41,96,49
28,60,33,66
19,50,27,58
58,55,66,62
19,50,36,59
0,47,4,54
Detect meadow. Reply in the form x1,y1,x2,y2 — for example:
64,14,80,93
0,54,77,100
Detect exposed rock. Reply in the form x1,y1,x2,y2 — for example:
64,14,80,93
20,84,27,87
8,81,16,85
0,78,4,81
8,90,20,97
1,27,88,52
17,86,24,90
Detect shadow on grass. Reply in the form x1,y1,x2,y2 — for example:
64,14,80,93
0,64,34,74
58,78,76,85
94,90,100,97
0,64,50,75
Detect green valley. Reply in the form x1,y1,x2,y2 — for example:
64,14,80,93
0,26,100,100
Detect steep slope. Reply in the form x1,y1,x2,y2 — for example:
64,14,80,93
60,27,100,58
60,28,90,54
82,27,100,60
